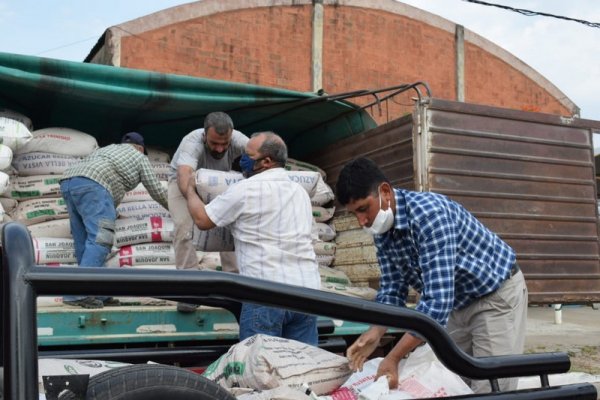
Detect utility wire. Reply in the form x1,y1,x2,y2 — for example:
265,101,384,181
462,0,600,28
35,36,99,56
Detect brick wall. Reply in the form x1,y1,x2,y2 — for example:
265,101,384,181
111,2,573,122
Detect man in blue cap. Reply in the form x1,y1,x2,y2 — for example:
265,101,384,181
59,132,168,309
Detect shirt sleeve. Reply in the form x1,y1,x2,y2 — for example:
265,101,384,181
412,211,457,326
204,182,245,228
175,131,203,169
139,156,169,210
375,236,409,307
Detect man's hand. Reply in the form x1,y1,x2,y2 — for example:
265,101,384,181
347,326,386,371
376,354,401,389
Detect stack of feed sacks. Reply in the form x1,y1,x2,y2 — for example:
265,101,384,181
287,158,377,300
6,127,99,266
0,109,34,223
106,147,182,269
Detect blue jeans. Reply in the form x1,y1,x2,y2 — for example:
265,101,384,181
239,303,318,346
60,177,116,301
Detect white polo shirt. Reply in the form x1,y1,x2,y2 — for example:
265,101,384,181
205,168,320,289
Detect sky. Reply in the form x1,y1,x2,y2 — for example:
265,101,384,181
0,0,599,121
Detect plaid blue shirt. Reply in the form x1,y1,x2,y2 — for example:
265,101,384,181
374,188,516,326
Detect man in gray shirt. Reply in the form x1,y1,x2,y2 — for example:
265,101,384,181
169,112,248,312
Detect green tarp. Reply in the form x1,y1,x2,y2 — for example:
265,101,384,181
0,52,376,158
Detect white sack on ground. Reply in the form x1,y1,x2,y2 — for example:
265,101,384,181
0,143,13,170
333,344,473,399
122,181,168,203
0,108,33,130
17,127,98,156
12,152,81,176
8,174,61,200
11,197,68,225
31,237,76,264
114,216,174,247
28,218,72,239
0,171,10,195
0,116,32,152
203,334,351,396
116,200,170,220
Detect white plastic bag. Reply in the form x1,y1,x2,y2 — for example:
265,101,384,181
334,344,473,399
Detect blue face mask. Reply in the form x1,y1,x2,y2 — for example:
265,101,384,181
240,153,265,177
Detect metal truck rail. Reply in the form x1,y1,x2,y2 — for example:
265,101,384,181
2,222,598,399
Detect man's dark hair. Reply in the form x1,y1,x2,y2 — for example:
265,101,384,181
204,112,234,135
252,131,288,167
336,157,390,205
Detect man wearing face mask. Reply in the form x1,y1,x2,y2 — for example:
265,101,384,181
336,157,527,394
185,131,321,345
169,112,249,312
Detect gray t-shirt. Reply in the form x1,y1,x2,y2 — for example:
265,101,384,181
169,128,248,180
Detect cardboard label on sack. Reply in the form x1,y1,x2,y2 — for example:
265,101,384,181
114,216,174,246
203,334,351,396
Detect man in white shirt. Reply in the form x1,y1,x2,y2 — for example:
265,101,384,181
186,131,321,345
169,112,248,312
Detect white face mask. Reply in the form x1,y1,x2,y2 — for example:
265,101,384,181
363,188,394,235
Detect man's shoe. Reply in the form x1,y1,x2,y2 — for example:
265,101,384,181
177,302,198,313
63,297,104,309
103,297,121,306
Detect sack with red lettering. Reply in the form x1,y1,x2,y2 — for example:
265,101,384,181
114,216,174,247
16,127,98,156
331,344,472,399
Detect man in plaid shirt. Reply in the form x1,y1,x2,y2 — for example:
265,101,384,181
59,132,168,309
336,157,527,393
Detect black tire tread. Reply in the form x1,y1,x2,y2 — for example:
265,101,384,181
58,364,234,400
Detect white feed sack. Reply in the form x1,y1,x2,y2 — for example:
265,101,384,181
0,197,18,214
0,143,13,170
16,127,98,157
0,171,10,196
313,222,336,242
31,237,76,264
105,243,201,267
312,206,335,223
11,197,68,226
12,152,81,176
116,200,170,220
150,161,171,181
0,116,33,152
285,157,327,179
311,175,335,206
122,181,168,203
313,241,336,256
193,225,235,252
8,174,61,200
28,219,72,239
114,216,174,247
146,147,171,163
0,108,33,131
203,334,351,396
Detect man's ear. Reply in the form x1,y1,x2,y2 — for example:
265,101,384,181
380,182,393,202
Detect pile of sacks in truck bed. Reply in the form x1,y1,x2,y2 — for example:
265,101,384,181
0,108,376,303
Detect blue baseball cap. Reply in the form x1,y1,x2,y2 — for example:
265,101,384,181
121,132,147,154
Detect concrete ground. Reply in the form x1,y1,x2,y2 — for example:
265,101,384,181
525,305,600,374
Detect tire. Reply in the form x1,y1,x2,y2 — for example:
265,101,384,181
58,364,235,400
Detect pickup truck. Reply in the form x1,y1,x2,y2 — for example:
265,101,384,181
1,51,600,398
